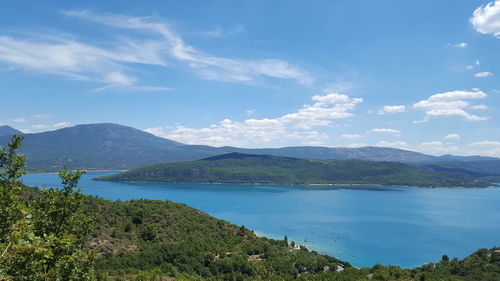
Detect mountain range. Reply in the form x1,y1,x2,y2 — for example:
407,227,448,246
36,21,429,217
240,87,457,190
0,123,498,173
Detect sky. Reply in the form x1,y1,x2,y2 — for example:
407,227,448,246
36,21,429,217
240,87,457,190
0,0,499,156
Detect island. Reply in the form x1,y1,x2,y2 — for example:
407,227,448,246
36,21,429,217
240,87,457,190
95,153,491,187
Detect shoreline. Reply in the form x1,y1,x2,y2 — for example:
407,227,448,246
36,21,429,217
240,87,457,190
92,178,497,189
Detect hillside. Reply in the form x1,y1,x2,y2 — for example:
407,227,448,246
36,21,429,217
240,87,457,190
19,187,500,281
421,160,500,181
96,153,490,187
0,125,22,137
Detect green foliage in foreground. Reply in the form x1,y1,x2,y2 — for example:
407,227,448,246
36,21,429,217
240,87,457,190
0,135,96,280
97,153,490,187
2,136,500,280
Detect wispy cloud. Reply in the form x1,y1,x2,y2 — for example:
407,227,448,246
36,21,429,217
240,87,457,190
466,60,480,70
200,25,245,38
444,134,460,140
245,109,255,116
375,141,409,149
419,141,459,155
469,140,500,157
452,42,468,48
470,0,500,38
474,71,493,78
378,105,406,115
63,10,314,86
0,34,169,91
340,134,362,139
370,128,401,134
412,89,489,122
31,114,52,119
12,117,26,123
0,11,314,92
27,122,71,132
145,93,362,147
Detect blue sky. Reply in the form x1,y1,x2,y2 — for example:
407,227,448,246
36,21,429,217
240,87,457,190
1,0,500,156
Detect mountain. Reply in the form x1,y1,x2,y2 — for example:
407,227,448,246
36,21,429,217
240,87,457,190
1,123,497,171
0,125,22,137
96,153,490,187
0,123,185,170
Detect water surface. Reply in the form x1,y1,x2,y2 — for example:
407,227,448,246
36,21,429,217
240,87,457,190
23,172,500,268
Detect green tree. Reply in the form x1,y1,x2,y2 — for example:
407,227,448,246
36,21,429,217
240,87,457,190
0,135,25,239
0,135,96,281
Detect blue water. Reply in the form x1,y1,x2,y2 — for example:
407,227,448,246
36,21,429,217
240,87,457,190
23,172,500,268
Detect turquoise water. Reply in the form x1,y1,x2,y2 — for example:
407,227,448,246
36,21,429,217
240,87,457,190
23,172,500,268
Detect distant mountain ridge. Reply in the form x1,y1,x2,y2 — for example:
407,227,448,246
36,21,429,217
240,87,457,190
96,152,490,187
0,123,497,171
0,125,22,137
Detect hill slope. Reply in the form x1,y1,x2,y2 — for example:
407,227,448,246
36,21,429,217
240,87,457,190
421,160,500,181
0,125,22,137
20,187,500,280
96,153,490,187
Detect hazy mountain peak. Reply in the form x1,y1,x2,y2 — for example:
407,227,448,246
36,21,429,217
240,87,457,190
0,125,22,137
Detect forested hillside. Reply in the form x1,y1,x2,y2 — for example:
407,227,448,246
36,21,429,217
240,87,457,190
97,153,491,187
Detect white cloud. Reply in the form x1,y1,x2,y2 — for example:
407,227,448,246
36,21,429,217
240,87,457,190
444,134,460,140
470,104,488,110
200,25,245,38
53,122,71,128
470,0,500,38
31,122,71,131
412,89,489,122
371,128,401,134
375,141,409,149
419,141,459,155
345,143,368,148
470,140,500,147
340,134,362,139
0,35,169,91
378,105,406,115
245,109,255,116
12,118,26,123
31,114,51,119
474,71,493,78
62,10,314,86
0,11,314,91
453,42,468,48
145,93,362,147
466,60,480,70
469,140,500,157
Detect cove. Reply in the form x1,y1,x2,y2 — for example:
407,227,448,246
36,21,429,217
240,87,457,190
22,171,500,269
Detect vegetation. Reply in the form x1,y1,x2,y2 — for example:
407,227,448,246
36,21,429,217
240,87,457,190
0,135,96,280
2,136,499,280
422,160,500,181
97,153,491,187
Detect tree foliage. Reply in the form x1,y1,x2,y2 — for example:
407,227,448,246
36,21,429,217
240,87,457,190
0,135,96,281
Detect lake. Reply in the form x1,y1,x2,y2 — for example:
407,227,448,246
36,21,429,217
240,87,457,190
23,171,500,268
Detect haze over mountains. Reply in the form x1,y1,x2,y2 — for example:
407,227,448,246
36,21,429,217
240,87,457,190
0,123,498,172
